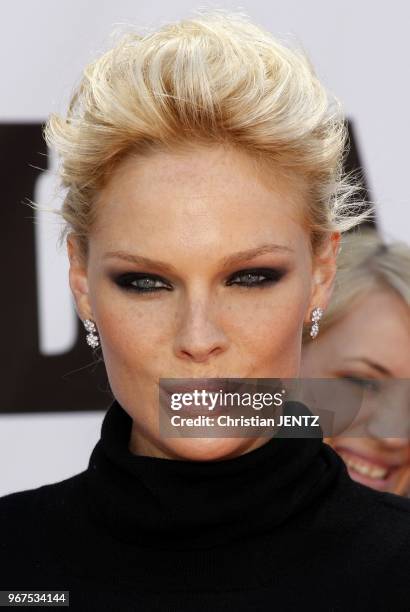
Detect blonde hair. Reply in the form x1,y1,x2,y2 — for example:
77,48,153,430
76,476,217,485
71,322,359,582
303,228,410,343
41,9,373,259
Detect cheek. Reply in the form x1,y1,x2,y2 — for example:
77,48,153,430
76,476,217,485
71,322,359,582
241,304,302,350
94,294,169,386
225,282,308,370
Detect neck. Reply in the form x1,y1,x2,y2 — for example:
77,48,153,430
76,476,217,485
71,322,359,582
85,398,343,552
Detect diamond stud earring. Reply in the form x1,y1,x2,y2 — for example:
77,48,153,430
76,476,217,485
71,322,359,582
83,319,100,349
310,307,323,339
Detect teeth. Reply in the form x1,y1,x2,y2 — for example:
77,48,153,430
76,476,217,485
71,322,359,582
341,455,389,480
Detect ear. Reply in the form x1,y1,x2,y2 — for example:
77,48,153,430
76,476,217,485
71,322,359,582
67,234,93,322
304,231,341,325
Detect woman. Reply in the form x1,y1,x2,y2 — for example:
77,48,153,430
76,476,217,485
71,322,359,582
0,11,409,611
301,228,410,496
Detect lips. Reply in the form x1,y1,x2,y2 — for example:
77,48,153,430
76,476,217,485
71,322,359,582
160,379,247,395
334,445,403,491
159,379,249,415
165,377,244,392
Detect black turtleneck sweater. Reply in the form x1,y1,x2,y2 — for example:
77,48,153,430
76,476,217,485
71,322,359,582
0,399,409,611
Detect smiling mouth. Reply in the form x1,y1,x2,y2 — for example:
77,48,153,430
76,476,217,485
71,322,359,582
335,446,401,483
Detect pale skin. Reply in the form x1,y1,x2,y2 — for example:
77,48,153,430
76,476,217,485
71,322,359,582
301,288,410,496
68,143,340,461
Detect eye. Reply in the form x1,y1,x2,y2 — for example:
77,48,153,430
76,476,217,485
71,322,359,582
341,375,381,393
113,273,171,293
112,266,286,294
226,267,286,288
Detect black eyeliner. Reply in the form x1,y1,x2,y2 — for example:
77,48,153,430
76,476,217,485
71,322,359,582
110,266,287,294
225,267,287,287
111,272,171,293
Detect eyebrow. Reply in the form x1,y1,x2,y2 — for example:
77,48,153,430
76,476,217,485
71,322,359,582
103,243,294,273
344,357,392,377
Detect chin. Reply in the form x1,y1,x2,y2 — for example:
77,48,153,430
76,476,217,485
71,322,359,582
161,436,264,462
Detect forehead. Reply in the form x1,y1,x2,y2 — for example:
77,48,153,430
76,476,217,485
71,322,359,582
322,288,410,373
92,144,307,249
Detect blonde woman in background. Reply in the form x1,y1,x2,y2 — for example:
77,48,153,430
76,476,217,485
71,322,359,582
301,228,410,496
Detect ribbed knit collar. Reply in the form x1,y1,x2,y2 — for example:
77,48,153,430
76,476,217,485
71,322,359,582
85,399,342,554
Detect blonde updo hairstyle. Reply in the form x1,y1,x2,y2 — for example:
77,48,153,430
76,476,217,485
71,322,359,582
302,228,410,343
43,9,372,262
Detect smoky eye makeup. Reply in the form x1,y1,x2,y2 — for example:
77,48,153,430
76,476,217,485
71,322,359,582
111,272,172,293
225,266,288,287
109,266,289,294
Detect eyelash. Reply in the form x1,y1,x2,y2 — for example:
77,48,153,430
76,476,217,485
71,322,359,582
341,375,381,393
113,267,286,294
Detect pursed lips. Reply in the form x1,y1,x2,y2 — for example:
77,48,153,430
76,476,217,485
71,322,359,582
159,379,249,414
160,379,247,394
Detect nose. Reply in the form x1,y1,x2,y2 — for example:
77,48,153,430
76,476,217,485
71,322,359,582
379,437,409,449
174,296,228,364
366,417,409,445
366,415,409,449
363,379,409,442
